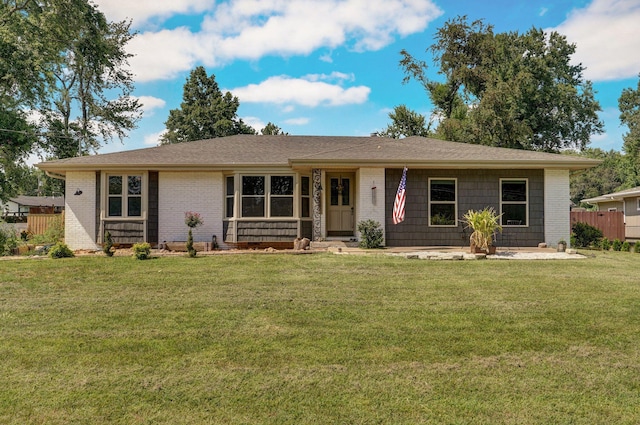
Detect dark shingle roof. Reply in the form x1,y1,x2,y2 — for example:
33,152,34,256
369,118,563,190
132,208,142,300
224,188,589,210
36,135,601,173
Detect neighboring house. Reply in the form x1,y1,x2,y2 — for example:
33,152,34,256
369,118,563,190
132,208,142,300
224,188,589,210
36,135,600,250
2,195,65,220
581,186,640,240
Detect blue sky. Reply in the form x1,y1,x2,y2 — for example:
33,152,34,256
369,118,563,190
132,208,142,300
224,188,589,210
91,0,640,155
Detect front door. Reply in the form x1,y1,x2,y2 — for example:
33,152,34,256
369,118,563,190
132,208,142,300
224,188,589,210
327,173,354,236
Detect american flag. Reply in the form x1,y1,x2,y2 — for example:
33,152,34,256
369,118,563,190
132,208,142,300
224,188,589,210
392,167,407,225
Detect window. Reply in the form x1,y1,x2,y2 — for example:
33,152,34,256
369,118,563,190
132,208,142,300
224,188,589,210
226,176,234,218
429,178,457,226
108,174,142,217
240,175,295,218
301,176,311,218
637,198,640,211
242,176,265,217
501,179,527,226
270,175,294,217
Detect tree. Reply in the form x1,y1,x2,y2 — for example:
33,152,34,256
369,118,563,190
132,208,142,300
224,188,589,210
260,122,288,135
400,16,603,152
378,105,431,138
569,148,625,206
619,74,640,187
161,67,255,144
0,108,37,201
38,2,141,158
1,0,141,161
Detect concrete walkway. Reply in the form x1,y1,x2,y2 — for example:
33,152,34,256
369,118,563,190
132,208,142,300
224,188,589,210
327,246,586,260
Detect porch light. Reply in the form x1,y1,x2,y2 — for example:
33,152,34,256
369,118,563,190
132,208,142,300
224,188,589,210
73,188,83,196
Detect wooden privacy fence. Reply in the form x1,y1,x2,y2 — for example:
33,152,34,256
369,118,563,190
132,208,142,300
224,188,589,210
27,212,64,235
570,211,625,241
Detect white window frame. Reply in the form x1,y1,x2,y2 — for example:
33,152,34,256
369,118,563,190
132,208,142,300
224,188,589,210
104,172,146,219
500,178,528,227
636,198,640,211
239,174,296,218
428,177,458,227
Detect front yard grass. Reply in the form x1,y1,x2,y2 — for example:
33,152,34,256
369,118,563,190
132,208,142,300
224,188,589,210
1,251,639,424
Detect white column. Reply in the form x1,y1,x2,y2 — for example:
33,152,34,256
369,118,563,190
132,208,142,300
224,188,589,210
544,169,571,247
65,171,98,250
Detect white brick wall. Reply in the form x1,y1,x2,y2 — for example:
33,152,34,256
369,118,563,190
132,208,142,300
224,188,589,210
356,168,386,245
158,171,225,248
544,169,571,247
65,171,99,250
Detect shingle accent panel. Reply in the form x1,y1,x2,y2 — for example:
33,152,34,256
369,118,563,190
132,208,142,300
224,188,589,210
385,168,545,247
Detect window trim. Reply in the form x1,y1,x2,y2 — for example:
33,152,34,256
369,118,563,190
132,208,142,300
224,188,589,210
103,172,147,219
500,178,528,227
428,177,458,227
636,198,640,211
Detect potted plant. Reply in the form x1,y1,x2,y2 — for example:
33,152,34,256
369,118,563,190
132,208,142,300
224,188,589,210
557,239,567,252
462,207,503,254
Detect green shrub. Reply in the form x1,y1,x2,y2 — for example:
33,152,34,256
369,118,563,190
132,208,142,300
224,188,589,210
612,239,622,251
30,215,64,244
621,241,631,252
0,222,19,256
571,222,603,248
103,231,114,257
357,219,384,249
634,242,640,253
601,238,611,251
49,242,74,259
132,242,151,260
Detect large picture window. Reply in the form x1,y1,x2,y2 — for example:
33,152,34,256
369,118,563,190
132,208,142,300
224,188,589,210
429,178,457,226
240,175,295,218
108,174,142,217
501,179,528,226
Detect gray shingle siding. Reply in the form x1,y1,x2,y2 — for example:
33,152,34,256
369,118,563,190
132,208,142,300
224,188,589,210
385,169,544,247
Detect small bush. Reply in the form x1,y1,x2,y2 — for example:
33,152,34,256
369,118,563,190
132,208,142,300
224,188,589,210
612,239,622,251
357,219,384,249
132,242,151,260
621,241,631,252
103,231,114,257
0,222,19,256
30,215,64,244
49,242,74,259
571,222,603,248
634,242,640,253
601,238,611,251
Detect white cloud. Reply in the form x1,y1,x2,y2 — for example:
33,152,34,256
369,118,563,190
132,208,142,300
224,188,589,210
284,117,310,126
93,0,213,27
539,7,548,17
549,0,640,81
144,130,167,146
123,0,443,82
229,75,370,107
134,96,166,117
242,116,265,133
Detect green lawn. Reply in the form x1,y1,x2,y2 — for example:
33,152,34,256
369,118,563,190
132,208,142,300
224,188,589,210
1,251,639,424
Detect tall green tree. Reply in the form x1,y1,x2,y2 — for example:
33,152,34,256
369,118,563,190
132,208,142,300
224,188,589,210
0,109,37,201
161,67,255,144
618,74,640,187
569,148,626,206
400,16,603,152
379,105,431,138
39,2,141,158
